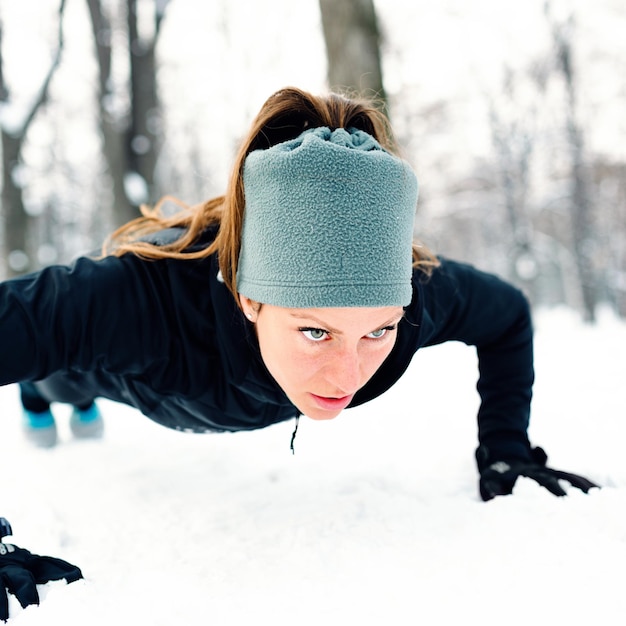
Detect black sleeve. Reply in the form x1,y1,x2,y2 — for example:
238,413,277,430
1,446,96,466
419,259,534,462
0,254,171,386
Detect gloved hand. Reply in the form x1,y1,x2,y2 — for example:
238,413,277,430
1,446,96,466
476,444,600,502
0,519,82,622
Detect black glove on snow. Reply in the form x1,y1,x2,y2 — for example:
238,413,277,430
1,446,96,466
476,444,600,502
0,537,82,621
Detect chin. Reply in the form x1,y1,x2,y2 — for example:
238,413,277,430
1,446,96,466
302,407,343,421
305,413,339,422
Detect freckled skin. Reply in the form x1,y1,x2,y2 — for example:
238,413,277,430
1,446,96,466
239,297,403,420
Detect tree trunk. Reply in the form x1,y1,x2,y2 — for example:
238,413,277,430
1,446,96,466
1,132,33,276
86,0,136,227
0,2,66,277
86,0,166,226
127,0,162,203
318,0,387,111
488,85,538,302
551,11,598,322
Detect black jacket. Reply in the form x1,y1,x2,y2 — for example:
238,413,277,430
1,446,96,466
0,229,534,461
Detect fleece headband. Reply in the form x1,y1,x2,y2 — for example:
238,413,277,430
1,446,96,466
237,126,418,308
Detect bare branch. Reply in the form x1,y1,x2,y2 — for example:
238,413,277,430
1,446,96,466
154,0,171,37
19,0,68,136
86,0,112,95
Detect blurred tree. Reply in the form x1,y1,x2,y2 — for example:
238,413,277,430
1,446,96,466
0,0,66,277
488,66,538,302
318,0,387,111
592,159,626,317
547,5,598,322
86,0,169,227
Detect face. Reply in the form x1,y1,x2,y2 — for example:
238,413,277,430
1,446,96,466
240,297,404,420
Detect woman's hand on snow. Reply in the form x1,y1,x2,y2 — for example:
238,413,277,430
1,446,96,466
475,445,600,501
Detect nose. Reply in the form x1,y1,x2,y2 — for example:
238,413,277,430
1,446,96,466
325,344,361,395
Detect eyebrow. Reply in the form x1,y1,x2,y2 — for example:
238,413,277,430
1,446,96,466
288,311,406,336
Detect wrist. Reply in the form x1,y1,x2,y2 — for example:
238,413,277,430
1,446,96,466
476,437,532,470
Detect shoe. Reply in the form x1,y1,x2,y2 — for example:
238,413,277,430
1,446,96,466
22,410,58,448
70,404,104,440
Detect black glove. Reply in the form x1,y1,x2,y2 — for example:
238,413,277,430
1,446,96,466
476,444,600,502
0,538,82,621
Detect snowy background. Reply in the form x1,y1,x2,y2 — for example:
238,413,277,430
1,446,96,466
1,305,624,625
2,0,625,315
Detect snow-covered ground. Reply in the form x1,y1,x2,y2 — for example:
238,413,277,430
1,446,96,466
1,306,625,625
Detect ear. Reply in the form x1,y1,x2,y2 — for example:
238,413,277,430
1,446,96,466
238,295,257,321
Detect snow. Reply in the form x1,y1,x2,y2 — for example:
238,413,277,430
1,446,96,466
1,306,625,625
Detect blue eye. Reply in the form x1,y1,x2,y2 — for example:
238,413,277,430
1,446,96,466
367,328,386,339
367,326,395,339
300,328,328,341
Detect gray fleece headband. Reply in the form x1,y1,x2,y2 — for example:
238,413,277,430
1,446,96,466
237,126,418,308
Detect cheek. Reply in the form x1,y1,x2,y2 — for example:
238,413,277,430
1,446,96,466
363,340,396,377
257,329,314,386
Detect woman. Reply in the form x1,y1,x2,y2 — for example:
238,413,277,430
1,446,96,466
1,87,595,503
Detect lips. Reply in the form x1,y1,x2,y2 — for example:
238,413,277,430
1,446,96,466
310,393,354,412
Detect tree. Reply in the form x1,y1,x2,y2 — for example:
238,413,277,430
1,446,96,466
0,0,67,277
547,7,598,322
487,66,538,300
86,0,169,227
318,0,386,110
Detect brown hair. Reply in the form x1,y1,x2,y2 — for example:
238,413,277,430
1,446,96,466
104,87,439,303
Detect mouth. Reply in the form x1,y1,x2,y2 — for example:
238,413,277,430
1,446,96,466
309,393,354,412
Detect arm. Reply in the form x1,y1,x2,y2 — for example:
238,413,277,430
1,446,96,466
0,254,170,386
419,259,598,499
420,258,534,461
